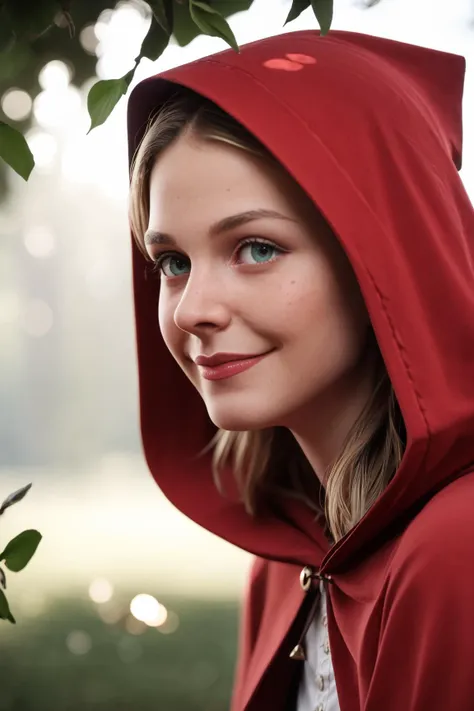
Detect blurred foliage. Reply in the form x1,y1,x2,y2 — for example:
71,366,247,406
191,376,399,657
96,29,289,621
0,0,118,108
1,0,473,183
0,484,42,624
0,0,117,194
0,593,239,710
0,0,337,182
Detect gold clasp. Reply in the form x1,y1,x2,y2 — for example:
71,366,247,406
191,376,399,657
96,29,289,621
299,565,314,592
299,566,333,592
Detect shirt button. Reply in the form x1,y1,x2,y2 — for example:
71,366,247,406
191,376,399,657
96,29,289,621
323,639,330,655
317,674,325,691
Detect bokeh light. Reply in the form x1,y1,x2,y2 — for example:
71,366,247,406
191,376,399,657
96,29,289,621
38,60,72,91
1,88,32,122
95,4,149,79
33,85,82,131
80,24,99,55
23,225,56,259
66,630,92,655
89,578,114,603
94,8,114,41
130,593,168,627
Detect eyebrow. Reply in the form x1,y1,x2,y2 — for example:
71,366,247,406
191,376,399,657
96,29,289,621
144,209,297,247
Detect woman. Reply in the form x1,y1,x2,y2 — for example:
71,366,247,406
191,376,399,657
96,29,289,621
127,29,474,711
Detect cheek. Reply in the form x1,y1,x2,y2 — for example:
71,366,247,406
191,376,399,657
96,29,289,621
281,270,365,354
279,271,330,330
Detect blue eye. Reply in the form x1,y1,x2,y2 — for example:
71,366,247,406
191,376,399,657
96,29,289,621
238,240,281,265
157,254,190,277
153,238,282,279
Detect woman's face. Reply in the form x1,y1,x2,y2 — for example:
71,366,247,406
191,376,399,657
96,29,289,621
146,132,372,436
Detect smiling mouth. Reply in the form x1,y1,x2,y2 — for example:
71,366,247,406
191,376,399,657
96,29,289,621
197,351,273,381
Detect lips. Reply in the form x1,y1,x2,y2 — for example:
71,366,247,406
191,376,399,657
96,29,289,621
194,352,267,367
195,351,273,381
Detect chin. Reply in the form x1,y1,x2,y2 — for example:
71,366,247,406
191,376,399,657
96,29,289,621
207,412,264,432
204,398,282,433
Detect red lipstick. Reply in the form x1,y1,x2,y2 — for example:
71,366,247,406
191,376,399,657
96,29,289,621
194,352,271,381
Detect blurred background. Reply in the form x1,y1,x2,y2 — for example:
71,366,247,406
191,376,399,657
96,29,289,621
0,0,473,708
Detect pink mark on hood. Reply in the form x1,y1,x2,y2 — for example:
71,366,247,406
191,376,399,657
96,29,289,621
263,53,317,71
285,53,317,64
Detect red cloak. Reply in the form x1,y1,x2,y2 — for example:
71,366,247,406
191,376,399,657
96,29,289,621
127,30,474,711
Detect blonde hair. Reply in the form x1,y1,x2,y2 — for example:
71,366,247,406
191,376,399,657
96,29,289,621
129,88,407,542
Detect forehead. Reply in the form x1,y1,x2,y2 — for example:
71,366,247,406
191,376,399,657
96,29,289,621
147,134,309,229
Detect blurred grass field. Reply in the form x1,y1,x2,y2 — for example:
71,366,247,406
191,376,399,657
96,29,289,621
0,592,239,711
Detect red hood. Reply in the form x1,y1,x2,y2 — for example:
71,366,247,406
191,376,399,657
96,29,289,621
127,30,473,573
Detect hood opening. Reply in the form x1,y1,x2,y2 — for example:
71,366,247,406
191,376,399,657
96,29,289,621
127,30,473,571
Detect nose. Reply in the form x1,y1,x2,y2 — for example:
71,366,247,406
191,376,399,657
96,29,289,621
173,269,231,336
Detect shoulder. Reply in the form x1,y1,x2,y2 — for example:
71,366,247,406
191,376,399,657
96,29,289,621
368,474,474,710
389,471,474,592
247,556,302,594
240,557,301,647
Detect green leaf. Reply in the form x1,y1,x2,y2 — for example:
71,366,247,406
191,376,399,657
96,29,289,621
190,1,239,51
0,122,34,180
285,0,311,24
148,0,172,34
87,77,129,133
139,18,170,62
173,0,252,45
0,483,32,516
211,0,254,17
311,0,333,35
0,530,42,572
173,0,200,46
0,589,15,623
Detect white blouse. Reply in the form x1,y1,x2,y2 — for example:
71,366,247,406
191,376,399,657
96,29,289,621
296,581,340,711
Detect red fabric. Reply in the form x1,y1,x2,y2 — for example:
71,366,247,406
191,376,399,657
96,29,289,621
127,30,474,711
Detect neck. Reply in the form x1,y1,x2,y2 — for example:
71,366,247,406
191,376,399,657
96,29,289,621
288,352,379,486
